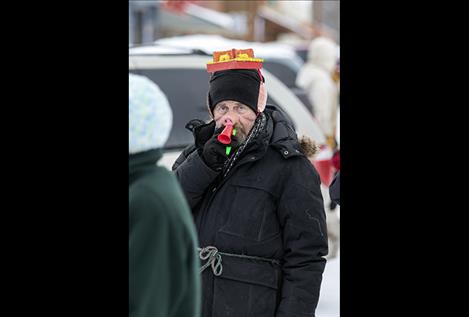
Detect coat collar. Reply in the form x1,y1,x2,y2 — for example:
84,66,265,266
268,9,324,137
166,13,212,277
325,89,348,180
129,149,162,183
264,105,303,159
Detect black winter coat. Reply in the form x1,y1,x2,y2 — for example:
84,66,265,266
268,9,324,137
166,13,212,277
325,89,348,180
173,106,328,317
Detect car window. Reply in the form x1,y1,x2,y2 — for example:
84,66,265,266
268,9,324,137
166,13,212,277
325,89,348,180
263,61,298,88
130,68,212,150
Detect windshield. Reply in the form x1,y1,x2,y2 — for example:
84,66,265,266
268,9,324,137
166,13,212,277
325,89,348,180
263,61,298,88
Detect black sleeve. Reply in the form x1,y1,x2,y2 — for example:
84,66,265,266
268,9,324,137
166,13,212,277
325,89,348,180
171,144,196,171
173,150,219,209
276,158,328,317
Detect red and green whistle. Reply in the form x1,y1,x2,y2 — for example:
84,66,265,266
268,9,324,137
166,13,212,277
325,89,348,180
217,122,237,155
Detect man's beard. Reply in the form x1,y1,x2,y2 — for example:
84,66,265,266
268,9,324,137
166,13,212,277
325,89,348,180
234,128,247,143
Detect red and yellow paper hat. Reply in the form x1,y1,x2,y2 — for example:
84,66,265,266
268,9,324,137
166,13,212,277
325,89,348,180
206,48,264,73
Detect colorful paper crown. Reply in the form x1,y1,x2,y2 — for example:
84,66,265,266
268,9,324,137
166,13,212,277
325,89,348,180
206,48,264,73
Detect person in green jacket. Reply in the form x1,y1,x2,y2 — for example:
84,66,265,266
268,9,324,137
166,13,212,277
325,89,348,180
129,73,201,317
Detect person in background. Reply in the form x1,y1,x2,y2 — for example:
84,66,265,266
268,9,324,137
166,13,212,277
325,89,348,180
296,36,339,150
327,148,340,258
129,73,200,317
329,170,340,206
297,37,340,259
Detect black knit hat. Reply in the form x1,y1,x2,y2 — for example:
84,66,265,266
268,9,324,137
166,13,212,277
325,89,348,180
208,69,264,115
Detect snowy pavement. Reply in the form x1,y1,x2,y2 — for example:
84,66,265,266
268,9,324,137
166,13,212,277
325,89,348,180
316,253,340,317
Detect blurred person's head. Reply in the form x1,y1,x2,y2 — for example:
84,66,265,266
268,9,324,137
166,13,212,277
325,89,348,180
307,37,338,73
129,73,173,154
207,69,267,142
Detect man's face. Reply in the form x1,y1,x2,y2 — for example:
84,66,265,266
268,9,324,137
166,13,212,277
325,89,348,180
213,100,257,143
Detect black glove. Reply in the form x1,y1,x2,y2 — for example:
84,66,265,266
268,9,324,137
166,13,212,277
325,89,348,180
193,121,215,150
202,127,239,171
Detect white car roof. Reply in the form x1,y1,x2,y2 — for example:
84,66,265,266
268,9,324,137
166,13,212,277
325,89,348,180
129,45,194,55
154,34,301,60
155,34,302,63
132,37,304,74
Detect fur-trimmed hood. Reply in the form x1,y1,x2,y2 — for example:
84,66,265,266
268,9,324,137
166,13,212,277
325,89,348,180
265,105,319,159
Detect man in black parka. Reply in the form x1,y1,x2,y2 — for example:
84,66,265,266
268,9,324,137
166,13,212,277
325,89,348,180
172,57,328,317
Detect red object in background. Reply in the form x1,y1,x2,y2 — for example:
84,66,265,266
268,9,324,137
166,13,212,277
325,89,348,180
308,144,338,186
332,150,340,171
312,159,334,186
161,0,195,14
309,144,334,186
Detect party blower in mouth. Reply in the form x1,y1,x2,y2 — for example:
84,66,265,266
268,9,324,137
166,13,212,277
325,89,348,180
217,121,237,155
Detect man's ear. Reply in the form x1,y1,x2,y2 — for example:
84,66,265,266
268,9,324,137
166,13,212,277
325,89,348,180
257,82,267,113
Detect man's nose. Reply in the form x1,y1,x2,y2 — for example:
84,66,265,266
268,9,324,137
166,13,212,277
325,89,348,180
220,114,236,126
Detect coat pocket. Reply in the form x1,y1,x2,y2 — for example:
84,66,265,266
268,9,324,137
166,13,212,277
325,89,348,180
219,180,280,242
211,255,281,317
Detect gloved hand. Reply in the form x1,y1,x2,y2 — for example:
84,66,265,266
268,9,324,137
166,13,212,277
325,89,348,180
194,121,216,150
202,127,239,171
